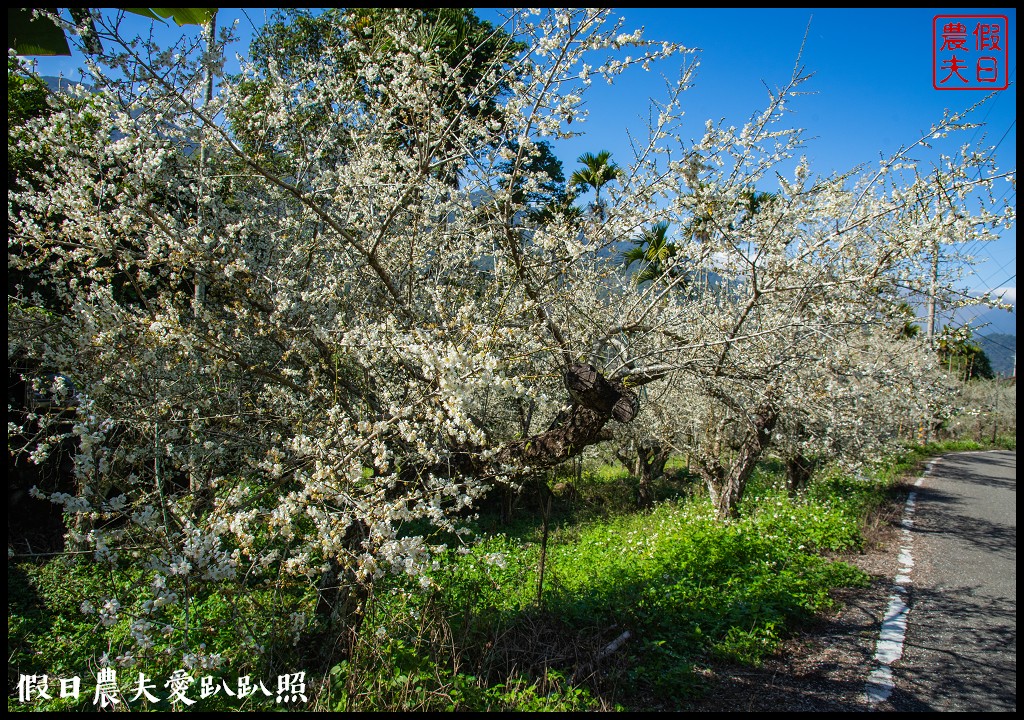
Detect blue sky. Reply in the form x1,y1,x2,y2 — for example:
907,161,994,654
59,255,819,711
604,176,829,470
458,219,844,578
485,7,1017,331
26,8,1016,332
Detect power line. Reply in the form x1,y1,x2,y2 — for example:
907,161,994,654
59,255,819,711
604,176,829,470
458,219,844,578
975,332,1017,355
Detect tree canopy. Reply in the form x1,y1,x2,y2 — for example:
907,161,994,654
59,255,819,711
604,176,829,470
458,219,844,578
7,8,1014,671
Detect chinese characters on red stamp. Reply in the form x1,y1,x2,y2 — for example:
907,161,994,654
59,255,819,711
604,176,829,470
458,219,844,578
934,15,1010,90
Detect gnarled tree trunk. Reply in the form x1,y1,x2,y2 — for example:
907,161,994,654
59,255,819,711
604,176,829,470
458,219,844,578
617,439,671,509
493,363,638,469
476,364,640,520
694,400,779,520
784,452,817,496
636,440,671,509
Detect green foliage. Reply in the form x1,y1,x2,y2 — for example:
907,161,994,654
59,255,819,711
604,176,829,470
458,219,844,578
500,139,571,212
892,300,922,339
622,221,684,287
14,445,993,711
8,58,54,190
937,325,995,380
569,150,622,219
501,485,869,704
323,571,599,711
8,8,215,57
7,60,49,134
8,9,72,56
433,535,538,615
126,8,216,27
8,555,313,712
329,659,598,712
183,463,875,711
570,150,622,194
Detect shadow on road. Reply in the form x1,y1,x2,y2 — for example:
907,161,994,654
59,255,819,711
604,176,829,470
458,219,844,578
943,452,1017,491
890,586,1016,712
910,485,1015,556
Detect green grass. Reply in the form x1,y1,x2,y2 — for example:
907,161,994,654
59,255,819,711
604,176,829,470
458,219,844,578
8,554,314,712
9,439,1008,711
356,469,876,709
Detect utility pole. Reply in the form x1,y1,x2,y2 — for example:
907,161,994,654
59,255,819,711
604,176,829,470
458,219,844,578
926,239,939,349
190,12,217,512
991,376,999,444
194,11,217,318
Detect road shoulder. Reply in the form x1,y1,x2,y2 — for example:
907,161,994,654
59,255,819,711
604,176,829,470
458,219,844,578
676,477,909,712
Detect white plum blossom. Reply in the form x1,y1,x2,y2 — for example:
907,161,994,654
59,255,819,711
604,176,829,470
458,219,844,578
7,7,1013,663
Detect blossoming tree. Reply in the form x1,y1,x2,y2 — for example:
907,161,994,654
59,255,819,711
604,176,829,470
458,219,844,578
8,8,1014,663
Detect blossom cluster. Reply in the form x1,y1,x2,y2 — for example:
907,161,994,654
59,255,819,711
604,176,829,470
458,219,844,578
7,8,1013,663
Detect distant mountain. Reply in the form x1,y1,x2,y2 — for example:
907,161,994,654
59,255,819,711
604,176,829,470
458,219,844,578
937,296,1015,376
921,291,1016,342
948,303,1017,336
976,332,1016,378
41,75,92,93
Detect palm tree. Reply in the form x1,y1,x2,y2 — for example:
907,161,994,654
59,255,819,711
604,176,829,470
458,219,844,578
569,150,622,221
622,221,684,287
733,187,778,229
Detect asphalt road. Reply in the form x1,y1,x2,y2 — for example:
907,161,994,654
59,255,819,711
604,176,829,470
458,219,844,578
882,450,1017,712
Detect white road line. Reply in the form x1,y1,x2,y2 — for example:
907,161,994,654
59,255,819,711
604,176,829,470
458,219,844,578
864,459,937,705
